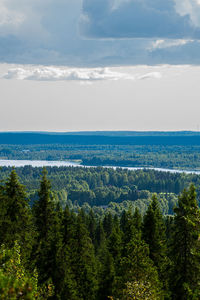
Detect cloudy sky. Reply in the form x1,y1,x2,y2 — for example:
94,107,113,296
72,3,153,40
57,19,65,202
1,0,200,131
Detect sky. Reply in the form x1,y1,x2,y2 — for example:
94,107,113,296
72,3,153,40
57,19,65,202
1,0,200,131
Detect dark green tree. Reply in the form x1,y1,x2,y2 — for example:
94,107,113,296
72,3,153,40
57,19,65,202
119,226,162,299
33,168,61,295
69,214,98,300
142,194,168,276
95,220,106,252
133,207,142,231
103,212,113,238
97,246,115,300
0,169,33,264
170,184,200,299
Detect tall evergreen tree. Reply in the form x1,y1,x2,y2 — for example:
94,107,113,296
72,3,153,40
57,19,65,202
57,206,78,300
34,168,55,241
133,207,142,231
119,226,162,299
103,212,113,238
142,194,167,276
33,168,61,293
97,246,115,300
171,184,200,299
0,169,33,264
120,209,135,257
69,214,98,300
95,220,106,252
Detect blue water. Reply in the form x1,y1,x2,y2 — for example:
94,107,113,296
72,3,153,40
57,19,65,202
0,159,200,175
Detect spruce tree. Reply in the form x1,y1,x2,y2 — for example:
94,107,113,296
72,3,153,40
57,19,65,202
0,169,33,264
33,168,59,291
142,194,168,278
133,207,142,231
58,206,78,300
69,214,98,300
103,212,113,238
171,184,200,299
97,246,115,300
95,220,106,252
119,226,162,299
107,216,122,271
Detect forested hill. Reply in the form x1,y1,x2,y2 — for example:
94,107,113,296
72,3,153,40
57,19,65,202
1,131,200,145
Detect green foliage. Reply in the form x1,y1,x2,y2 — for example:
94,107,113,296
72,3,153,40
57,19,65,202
170,184,200,299
0,242,38,299
122,281,160,300
0,167,200,299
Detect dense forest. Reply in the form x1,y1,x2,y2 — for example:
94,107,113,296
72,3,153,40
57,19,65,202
0,168,200,299
1,165,200,215
1,131,200,298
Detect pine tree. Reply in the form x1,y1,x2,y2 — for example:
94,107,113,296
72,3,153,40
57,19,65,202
87,209,97,245
95,220,106,252
0,169,33,265
119,227,162,299
33,168,59,292
142,194,168,281
120,209,135,257
97,246,115,300
103,212,113,238
69,214,98,300
34,168,55,241
58,206,79,300
170,184,200,299
133,207,142,231
107,218,122,270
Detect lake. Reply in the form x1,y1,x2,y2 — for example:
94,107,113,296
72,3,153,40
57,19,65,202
0,159,200,175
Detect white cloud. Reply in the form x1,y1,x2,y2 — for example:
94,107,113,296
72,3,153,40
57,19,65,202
149,39,193,50
0,0,24,34
175,0,200,27
2,65,163,82
2,66,134,81
138,72,162,80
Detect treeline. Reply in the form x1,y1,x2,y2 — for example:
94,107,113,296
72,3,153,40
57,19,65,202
2,143,200,170
0,169,200,299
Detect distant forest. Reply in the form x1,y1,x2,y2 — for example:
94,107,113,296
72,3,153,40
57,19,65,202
1,131,200,170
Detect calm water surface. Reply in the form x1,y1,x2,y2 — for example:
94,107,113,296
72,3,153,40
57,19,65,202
0,159,200,175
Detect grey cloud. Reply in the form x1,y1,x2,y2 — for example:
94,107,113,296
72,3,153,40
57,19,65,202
81,0,200,39
1,0,200,66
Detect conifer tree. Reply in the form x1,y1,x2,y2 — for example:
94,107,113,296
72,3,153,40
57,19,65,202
103,212,113,238
142,194,168,279
95,220,106,252
34,168,55,241
87,209,97,245
120,209,135,257
107,220,122,270
33,168,59,292
133,207,142,231
171,184,200,299
69,214,98,300
119,226,162,299
0,169,33,265
97,246,115,300
58,206,78,300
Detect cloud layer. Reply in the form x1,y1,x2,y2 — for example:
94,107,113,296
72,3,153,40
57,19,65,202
0,0,200,65
2,65,162,82
81,0,200,39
